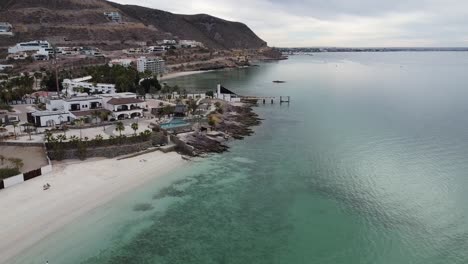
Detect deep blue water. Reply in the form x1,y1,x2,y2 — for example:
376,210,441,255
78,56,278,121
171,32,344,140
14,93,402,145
15,52,468,264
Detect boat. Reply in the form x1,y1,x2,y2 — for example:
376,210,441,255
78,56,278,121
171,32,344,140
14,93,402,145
273,80,286,83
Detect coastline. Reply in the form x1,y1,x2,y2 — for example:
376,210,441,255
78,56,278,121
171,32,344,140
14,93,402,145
160,70,213,81
0,151,187,264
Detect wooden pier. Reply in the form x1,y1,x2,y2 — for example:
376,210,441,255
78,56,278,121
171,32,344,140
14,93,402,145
241,96,291,105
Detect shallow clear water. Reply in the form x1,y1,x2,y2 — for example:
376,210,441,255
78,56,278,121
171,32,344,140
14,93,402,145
16,52,468,264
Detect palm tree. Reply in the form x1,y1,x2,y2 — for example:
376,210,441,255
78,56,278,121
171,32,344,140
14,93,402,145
76,118,85,139
91,110,100,124
115,121,125,136
131,122,138,136
12,122,18,140
23,122,34,140
100,111,110,131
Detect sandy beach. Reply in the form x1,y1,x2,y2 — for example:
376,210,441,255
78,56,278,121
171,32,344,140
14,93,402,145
0,151,186,264
160,70,212,81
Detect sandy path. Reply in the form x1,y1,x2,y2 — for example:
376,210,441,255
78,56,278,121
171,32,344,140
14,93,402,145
0,151,186,264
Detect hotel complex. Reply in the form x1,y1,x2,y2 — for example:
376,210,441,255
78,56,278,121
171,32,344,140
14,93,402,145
137,57,166,75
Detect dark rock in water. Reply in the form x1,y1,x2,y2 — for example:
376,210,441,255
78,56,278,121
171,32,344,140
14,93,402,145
184,103,262,156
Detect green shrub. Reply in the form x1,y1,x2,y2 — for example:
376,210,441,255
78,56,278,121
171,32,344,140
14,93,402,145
0,168,21,180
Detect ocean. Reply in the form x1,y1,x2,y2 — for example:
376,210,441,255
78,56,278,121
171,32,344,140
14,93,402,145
15,52,468,263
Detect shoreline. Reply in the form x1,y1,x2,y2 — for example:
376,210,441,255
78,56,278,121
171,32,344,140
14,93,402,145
0,151,187,264
159,70,213,81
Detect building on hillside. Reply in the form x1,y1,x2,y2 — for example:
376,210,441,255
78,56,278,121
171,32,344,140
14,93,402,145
101,93,146,120
6,52,28,60
104,12,122,22
8,40,51,54
108,59,133,67
136,57,165,75
80,47,104,57
179,40,204,48
62,76,116,96
148,46,166,53
0,22,12,34
27,111,71,127
0,64,13,71
160,40,177,45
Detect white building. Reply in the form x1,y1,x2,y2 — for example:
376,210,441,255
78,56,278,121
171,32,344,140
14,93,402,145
0,64,13,71
47,96,103,112
8,40,51,54
104,12,122,22
179,40,204,48
215,84,241,102
148,46,166,53
137,57,165,75
62,76,116,96
109,59,132,67
28,111,71,127
101,93,146,120
0,22,13,34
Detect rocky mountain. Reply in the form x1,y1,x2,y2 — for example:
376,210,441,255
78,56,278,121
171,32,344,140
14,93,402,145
0,0,267,51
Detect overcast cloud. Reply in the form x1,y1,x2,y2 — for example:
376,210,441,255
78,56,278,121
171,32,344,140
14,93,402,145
111,0,468,47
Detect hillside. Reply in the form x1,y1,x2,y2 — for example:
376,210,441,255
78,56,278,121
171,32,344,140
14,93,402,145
0,0,267,51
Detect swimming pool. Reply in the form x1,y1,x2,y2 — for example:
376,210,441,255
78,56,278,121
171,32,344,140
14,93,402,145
160,118,190,129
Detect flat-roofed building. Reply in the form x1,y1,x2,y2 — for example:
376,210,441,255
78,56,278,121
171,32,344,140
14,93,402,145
137,56,165,75
8,40,51,54
62,76,116,96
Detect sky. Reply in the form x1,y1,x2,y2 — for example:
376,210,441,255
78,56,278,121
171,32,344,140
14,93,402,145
110,0,468,47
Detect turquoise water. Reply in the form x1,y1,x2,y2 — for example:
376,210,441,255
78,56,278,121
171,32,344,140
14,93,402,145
15,52,468,263
160,118,189,129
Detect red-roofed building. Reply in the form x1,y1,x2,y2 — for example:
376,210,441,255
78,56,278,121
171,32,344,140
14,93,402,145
101,93,147,120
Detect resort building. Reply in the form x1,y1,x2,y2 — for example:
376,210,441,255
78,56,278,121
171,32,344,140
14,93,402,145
46,96,103,112
62,76,116,96
136,57,165,75
101,93,146,120
108,59,133,67
103,12,122,22
8,40,51,54
27,111,71,127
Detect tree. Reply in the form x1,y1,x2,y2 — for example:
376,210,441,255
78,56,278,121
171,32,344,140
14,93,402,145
131,122,139,136
115,121,125,136
187,99,198,115
76,118,85,139
12,122,18,140
100,111,110,131
23,123,34,140
91,110,100,124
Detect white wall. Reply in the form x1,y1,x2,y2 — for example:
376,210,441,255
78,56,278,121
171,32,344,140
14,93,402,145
3,174,24,188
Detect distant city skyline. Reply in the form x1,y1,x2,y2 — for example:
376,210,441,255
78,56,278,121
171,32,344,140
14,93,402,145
110,0,468,48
